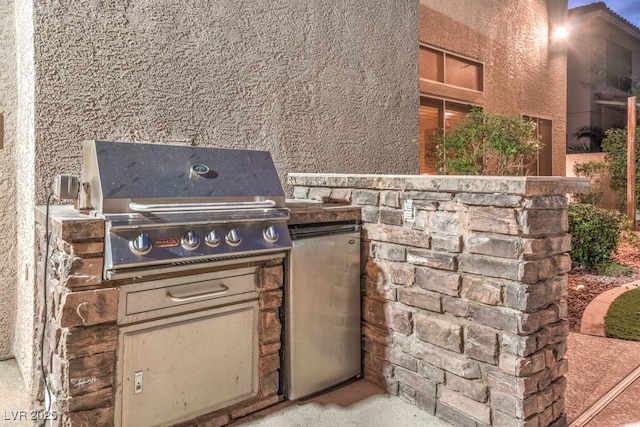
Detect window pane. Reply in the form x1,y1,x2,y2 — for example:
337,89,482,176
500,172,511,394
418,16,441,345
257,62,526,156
419,98,442,173
444,101,473,131
445,55,483,91
419,47,444,82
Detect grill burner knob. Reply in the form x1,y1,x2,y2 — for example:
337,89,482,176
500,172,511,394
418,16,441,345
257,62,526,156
130,233,152,255
204,230,221,247
182,231,200,250
263,225,279,243
225,228,242,246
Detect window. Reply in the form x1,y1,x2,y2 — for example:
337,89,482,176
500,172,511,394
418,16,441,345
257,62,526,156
523,116,553,176
606,40,632,92
419,97,474,173
419,45,483,92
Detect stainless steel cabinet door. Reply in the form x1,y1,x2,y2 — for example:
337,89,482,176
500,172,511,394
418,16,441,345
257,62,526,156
286,231,361,399
116,301,259,427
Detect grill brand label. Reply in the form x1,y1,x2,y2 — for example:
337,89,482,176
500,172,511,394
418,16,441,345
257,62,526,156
154,237,180,248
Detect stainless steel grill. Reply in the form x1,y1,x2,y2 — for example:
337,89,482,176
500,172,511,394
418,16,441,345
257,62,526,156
80,140,292,280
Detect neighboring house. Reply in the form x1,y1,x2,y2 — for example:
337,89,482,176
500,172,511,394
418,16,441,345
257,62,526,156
418,0,568,176
566,2,640,152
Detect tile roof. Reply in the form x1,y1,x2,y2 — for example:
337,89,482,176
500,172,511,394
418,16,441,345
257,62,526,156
569,2,640,34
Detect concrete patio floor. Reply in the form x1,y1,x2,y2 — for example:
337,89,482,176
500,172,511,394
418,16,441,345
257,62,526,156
2,333,640,426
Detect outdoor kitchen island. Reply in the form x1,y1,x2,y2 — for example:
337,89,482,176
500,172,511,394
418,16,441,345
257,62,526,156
34,199,362,427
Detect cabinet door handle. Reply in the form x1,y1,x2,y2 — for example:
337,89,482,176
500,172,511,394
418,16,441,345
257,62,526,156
166,285,229,302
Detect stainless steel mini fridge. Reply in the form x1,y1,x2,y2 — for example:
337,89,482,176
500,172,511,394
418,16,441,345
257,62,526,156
285,223,362,400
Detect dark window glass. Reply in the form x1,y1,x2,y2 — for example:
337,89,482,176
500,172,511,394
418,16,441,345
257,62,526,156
606,40,632,92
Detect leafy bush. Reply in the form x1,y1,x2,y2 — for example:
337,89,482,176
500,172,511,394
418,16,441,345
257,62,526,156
568,204,622,267
572,161,607,205
435,108,540,175
601,127,640,211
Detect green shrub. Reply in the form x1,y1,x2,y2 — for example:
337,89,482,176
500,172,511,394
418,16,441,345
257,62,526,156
435,108,540,175
601,126,640,211
568,204,622,267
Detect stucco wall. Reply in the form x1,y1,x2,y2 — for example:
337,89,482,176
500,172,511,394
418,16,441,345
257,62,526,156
418,0,568,176
13,0,37,390
11,0,419,389
0,0,17,361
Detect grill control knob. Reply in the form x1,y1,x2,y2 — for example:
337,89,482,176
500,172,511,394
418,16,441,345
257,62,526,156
225,228,242,246
263,225,279,243
204,230,221,247
130,233,152,255
182,231,200,250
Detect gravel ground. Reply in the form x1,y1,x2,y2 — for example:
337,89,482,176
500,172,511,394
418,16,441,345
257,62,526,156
567,241,640,332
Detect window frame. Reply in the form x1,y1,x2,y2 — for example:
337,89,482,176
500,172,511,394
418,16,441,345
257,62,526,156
419,43,485,93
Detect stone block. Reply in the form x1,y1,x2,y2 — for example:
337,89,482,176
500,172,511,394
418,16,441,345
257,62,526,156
364,298,413,335
499,351,546,377
415,314,462,353
403,191,453,202
261,310,281,343
439,388,491,424
459,254,521,281
308,187,332,202
230,395,279,419
446,373,488,403
519,307,560,335
461,276,503,306
415,267,461,297
492,409,539,427
260,371,279,397
380,208,403,226
465,234,522,259
519,209,568,236
394,366,436,396
329,188,352,203
58,240,104,257
501,330,548,357
491,390,539,419
399,383,417,403
398,287,442,313
198,412,231,427
67,351,116,397
503,277,565,312
418,361,445,382
63,325,118,360
381,191,401,207
469,206,519,235
388,347,418,371
412,210,429,231
456,193,523,207
292,186,309,199
442,296,470,318
430,211,460,235
260,341,281,356
352,189,380,206
523,235,572,256
361,206,380,223
523,195,567,209
407,248,457,270
363,223,430,248
394,335,481,379
555,254,572,274
431,234,462,253
416,392,437,414
260,265,283,290
464,324,498,364
486,367,537,397
66,386,113,412
63,407,114,427
386,262,415,286
467,302,520,334
60,289,118,328
259,353,280,375
373,243,406,262
362,322,392,345
259,290,282,310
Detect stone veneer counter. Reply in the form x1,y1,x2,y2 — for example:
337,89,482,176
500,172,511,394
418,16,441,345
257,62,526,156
288,173,589,427
286,201,361,225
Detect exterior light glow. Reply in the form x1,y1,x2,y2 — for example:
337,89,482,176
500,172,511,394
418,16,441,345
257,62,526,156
553,26,569,40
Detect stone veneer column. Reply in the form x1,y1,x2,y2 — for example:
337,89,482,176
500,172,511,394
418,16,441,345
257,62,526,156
35,205,284,427
289,173,589,427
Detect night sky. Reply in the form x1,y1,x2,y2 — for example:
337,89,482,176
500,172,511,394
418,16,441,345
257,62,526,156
568,0,640,28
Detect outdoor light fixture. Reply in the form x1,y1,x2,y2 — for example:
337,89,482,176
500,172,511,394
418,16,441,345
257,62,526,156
552,26,569,40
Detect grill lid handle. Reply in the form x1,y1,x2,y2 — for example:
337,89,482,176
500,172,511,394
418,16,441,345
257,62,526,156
128,200,276,213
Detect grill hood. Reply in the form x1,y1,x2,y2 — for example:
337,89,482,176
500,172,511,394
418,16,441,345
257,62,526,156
81,140,286,214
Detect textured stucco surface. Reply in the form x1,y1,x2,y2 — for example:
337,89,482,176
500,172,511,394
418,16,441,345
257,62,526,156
8,0,419,390
32,0,419,203
13,0,36,391
419,0,568,176
0,0,17,361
